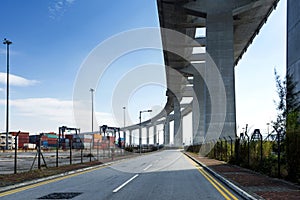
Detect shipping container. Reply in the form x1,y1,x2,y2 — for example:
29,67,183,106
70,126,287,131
93,134,102,140
46,133,58,139
23,143,36,149
83,142,92,149
78,134,93,140
29,135,38,144
42,141,48,147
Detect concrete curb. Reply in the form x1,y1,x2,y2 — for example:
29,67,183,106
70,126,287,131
0,162,115,193
184,152,260,200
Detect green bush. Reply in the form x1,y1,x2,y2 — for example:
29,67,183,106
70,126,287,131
286,130,300,183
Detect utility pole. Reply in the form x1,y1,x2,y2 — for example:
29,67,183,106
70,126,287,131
90,88,94,162
123,106,126,148
3,38,12,150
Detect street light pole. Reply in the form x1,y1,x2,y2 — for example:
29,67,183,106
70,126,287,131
139,110,152,154
90,88,94,133
90,88,94,162
123,107,126,128
123,106,126,147
3,38,12,150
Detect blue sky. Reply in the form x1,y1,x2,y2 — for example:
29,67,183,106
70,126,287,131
0,0,286,139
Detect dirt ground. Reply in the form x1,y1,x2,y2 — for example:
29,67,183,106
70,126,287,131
0,161,104,187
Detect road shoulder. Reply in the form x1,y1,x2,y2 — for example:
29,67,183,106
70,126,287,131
184,152,300,200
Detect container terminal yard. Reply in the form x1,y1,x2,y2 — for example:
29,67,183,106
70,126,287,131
0,125,160,174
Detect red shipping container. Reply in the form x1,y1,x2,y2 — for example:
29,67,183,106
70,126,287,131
65,135,73,140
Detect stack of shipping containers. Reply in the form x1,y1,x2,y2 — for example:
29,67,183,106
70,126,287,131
93,134,102,149
0,133,13,149
28,132,119,150
44,132,58,148
29,132,58,149
79,134,93,149
12,132,29,149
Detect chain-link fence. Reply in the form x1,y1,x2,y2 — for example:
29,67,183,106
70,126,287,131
186,131,300,183
0,136,132,174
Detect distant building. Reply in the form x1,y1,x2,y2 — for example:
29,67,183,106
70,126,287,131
0,133,14,150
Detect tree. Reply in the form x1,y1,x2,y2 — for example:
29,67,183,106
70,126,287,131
272,69,300,182
273,68,300,182
272,69,287,137
273,69,300,134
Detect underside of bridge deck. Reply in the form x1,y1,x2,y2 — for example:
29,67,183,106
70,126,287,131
157,0,280,146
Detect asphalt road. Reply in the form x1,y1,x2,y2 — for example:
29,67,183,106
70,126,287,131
0,150,243,200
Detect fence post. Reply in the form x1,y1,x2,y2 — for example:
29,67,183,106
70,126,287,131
81,147,83,164
103,140,105,158
277,131,281,178
214,140,217,158
246,135,250,167
97,140,99,161
14,131,20,174
56,132,59,167
235,138,240,165
260,132,263,167
69,139,72,165
38,135,41,170
89,141,92,162
229,136,233,158
224,137,228,161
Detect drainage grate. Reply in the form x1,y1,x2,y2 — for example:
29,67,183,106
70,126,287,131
38,192,82,199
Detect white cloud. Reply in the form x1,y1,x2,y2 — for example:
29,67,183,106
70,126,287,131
48,0,76,19
0,98,74,133
95,111,117,127
0,98,115,133
0,73,38,87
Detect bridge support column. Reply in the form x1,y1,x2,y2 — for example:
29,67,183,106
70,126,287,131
153,125,157,145
164,116,170,145
174,97,183,146
129,130,132,146
204,3,236,139
146,127,150,145
193,74,206,144
123,130,126,146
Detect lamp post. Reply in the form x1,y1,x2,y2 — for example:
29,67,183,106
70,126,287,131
139,110,152,154
266,122,270,135
90,88,94,133
123,106,126,147
123,107,126,128
3,39,12,150
90,88,94,162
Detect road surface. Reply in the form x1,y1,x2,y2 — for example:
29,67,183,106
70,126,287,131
0,150,243,200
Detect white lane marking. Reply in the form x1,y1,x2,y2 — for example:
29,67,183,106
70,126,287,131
143,164,152,171
113,174,139,193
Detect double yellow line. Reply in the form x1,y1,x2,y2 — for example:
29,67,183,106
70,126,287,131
0,165,108,197
184,155,238,200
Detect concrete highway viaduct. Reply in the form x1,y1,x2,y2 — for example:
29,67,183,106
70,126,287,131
121,0,298,149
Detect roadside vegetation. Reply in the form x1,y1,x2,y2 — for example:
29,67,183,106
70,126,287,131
186,69,300,184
